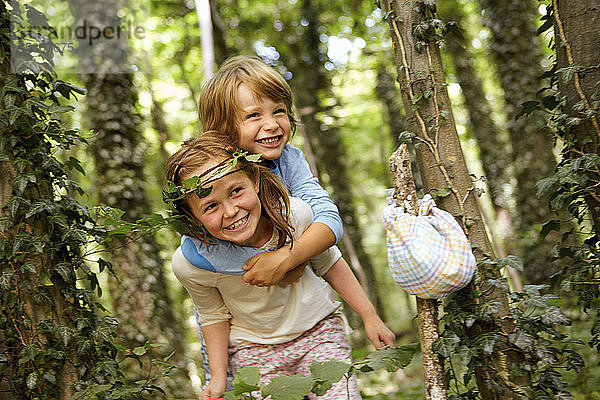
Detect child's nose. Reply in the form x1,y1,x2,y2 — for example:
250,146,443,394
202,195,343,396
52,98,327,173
223,201,238,217
263,116,278,131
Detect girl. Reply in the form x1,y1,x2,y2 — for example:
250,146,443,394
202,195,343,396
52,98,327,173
167,133,394,399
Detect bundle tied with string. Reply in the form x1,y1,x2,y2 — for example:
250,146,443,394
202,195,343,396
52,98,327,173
383,190,476,299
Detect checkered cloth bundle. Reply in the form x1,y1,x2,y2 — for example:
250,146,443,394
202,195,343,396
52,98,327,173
383,191,476,299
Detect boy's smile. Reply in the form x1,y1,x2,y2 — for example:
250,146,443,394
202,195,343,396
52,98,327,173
236,83,291,160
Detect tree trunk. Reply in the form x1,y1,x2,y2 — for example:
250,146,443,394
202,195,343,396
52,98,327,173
478,0,557,283
552,0,600,234
1,4,114,397
438,0,523,291
389,146,447,400
291,0,386,322
67,1,193,396
385,1,528,397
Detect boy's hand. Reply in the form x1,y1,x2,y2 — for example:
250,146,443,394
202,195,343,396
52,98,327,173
242,246,295,286
364,316,396,349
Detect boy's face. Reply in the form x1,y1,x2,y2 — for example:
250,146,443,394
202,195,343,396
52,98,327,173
185,165,270,247
236,83,290,160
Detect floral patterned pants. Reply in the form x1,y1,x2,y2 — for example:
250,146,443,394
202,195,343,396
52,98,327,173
229,315,362,399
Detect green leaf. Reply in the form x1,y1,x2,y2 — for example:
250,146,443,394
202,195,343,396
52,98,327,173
0,270,14,291
261,374,313,400
363,345,417,372
64,156,85,175
132,346,147,356
540,220,561,238
495,255,523,272
536,175,558,198
57,326,73,346
231,366,261,395
433,334,460,357
509,331,535,351
195,185,213,199
244,153,262,162
310,360,351,396
26,371,39,390
516,100,541,119
431,187,451,199
540,306,570,326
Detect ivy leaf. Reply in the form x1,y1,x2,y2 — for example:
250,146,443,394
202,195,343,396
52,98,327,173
195,185,213,199
509,331,535,351
536,175,558,198
431,187,451,199
230,366,260,395
540,306,570,326
64,156,85,175
26,371,39,390
0,270,14,291
495,255,523,272
132,346,147,356
540,220,560,238
433,334,460,357
57,326,73,347
244,153,262,162
516,100,541,119
310,360,351,396
363,345,417,372
261,374,313,400
475,333,498,355
565,350,585,373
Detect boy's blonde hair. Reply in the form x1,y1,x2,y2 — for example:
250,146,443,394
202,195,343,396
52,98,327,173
198,55,298,143
166,131,294,248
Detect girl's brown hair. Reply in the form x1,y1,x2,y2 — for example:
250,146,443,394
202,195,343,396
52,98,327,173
198,55,298,143
165,131,294,248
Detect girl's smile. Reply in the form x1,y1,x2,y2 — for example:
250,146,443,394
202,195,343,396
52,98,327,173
184,165,272,248
236,83,291,160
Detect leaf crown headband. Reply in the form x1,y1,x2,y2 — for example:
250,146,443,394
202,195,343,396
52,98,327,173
162,150,262,210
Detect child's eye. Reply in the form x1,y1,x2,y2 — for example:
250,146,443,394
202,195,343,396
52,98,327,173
246,112,258,119
231,187,244,195
204,203,217,212
274,108,286,114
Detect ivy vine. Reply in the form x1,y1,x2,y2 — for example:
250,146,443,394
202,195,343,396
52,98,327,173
0,2,169,398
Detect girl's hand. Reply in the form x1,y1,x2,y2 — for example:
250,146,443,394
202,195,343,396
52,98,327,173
199,379,227,399
364,316,396,349
242,246,295,286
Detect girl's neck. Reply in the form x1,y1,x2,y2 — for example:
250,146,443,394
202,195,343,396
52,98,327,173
248,216,273,248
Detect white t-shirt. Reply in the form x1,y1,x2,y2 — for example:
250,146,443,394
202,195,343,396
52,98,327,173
172,197,342,346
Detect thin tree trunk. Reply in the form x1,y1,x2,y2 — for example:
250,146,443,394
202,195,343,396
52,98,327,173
385,1,529,397
389,146,447,400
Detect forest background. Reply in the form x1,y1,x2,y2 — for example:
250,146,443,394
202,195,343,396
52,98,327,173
1,0,599,399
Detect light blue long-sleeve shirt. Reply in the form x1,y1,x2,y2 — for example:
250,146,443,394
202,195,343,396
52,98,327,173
180,144,343,274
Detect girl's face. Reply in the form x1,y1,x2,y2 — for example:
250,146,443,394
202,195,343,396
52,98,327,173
185,163,271,247
236,83,291,160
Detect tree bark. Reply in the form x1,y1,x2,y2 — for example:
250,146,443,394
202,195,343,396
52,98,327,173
478,0,557,283
67,1,193,396
552,0,600,234
438,0,523,291
385,1,528,397
291,0,386,321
